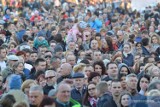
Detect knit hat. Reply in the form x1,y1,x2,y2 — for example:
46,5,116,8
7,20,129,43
37,31,45,37
135,36,142,43
9,74,22,90
88,72,101,82
54,44,63,53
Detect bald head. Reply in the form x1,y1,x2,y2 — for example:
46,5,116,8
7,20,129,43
60,63,72,76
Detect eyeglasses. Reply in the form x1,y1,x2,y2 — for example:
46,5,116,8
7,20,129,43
88,87,96,91
45,76,55,79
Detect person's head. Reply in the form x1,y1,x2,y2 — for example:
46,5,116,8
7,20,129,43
123,43,132,53
29,85,44,106
93,60,106,75
27,37,34,48
83,30,91,41
45,70,57,86
60,63,72,76
13,101,29,107
83,82,97,105
96,81,108,97
126,73,138,90
148,66,160,79
117,30,124,41
119,92,132,107
35,58,46,72
148,80,160,92
141,38,149,46
141,30,149,38
36,74,46,87
137,74,150,92
29,51,38,63
134,54,141,63
21,79,37,97
118,64,131,75
88,72,101,84
111,35,118,45
39,96,55,107
93,51,102,61
49,40,57,51
56,82,71,103
0,94,16,107
0,46,7,59
66,54,76,67
111,80,122,97
38,45,48,55
67,41,76,51
12,61,24,74
54,44,63,58
84,64,94,77
151,34,160,44
90,39,98,50
72,72,85,90
106,62,118,79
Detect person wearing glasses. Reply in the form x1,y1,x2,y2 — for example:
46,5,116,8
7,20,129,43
43,70,57,95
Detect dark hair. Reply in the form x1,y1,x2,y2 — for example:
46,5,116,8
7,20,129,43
93,60,106,75
82,82,97,106
16,51,26,57
39,96,55,107
137,74,150,92
35,58,46,66
141,38,149,46
54,34,62,43
105,36,114,52
27,37,34,42
106,62,117,70
0,94,16,107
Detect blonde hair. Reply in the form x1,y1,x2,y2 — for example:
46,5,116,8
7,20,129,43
73,63,86,73
21,79,37,92
13,101,29,107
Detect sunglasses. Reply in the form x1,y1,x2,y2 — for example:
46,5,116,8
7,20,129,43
45,55,52,59
45,76,55,79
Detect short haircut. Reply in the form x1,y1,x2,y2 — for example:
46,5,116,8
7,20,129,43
0,46,6,53
45,70,56,76
29,85,44,94
35,58,46,66
148,80,160,92
13,101,29,107
126,73,137,82
106,62,117,70
96,81,108,94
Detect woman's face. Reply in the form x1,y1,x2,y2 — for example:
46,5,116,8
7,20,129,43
140,77,149,91
16,63,24,73
120,67,128,75
94,65,102,75
121,94,132,107
92,76,101,84
88,84,96,97
39,77,46,87
152,36,158,44
123,44,131,53
9,44,15,50
152,67,160,77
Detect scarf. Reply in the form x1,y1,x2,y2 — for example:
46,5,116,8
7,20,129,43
88,97,98,107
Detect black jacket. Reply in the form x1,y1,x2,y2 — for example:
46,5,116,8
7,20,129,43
43,84,55,95
97,92,117,107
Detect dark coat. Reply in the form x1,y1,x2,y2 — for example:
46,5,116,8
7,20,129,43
96,92,117,107
122,53,134,67
71,88,86,104
43,84,55,95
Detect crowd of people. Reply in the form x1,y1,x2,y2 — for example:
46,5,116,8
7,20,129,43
0,0,160,107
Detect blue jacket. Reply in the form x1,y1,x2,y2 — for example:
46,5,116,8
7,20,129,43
16,30,26,43
89,18,102,33
122,53,134,67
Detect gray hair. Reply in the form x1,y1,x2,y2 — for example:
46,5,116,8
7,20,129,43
29,85,44,94
126,73,137,82
148,80,160,92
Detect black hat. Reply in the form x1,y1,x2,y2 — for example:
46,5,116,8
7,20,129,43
72,72,84,79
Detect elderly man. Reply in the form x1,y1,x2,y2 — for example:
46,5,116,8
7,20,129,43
57,63,72,84
55,82,80,107
29,85,44,107
43,70,57,95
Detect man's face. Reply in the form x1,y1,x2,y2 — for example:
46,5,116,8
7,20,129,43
91,40,98,50
111,82,122,97
28,40,34,48
127,77,138,89
0,49,7,59
73,78,84,90
30,53,38,62
117,31,123,40
50,43,56,50
29,90,43,106
107,64,118,79
39,47,47,54
36,61,46,71
55,51,63,58
67,55,76,66
68,42,76,51
45,71,56,86
56,84,71,103
93,51,102,61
